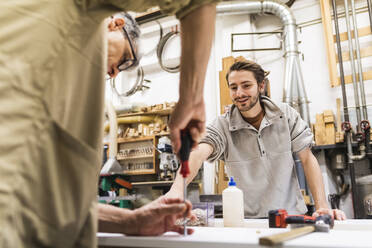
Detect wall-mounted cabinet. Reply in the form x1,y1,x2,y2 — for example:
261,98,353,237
117,136,160,175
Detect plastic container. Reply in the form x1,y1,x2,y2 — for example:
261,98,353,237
189,202,215,226
222,177,244,227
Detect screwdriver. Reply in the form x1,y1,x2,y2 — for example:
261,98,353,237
179,129,193,236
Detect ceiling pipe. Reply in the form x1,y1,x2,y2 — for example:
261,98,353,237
217,1,310,125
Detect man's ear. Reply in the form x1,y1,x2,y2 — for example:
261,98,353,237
258,81,265,94
114,17,125,29
107,17,125,31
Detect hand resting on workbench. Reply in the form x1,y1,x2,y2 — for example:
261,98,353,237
98,197,195,236
313,207,347,220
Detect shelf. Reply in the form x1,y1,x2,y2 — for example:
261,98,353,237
123,169,156,175
98,195,136,202
118,108,172,118
312,142,358,150
131,181,199,187
117,133,170,143
117,155,153,160
117,136,154,143
155,132,170,137
131,181,175,186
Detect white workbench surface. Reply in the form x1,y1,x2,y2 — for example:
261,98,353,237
98,219,372,248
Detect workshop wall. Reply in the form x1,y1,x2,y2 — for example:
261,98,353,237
105,0,372,206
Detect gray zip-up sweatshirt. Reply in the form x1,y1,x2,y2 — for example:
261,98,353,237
201,96,313,218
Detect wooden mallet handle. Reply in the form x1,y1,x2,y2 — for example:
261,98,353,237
259,226,315,246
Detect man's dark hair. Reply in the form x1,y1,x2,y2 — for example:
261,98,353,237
225,60,267,85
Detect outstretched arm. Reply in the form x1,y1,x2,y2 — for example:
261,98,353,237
298,147,346,220
169,3,217,153
166,143,214,198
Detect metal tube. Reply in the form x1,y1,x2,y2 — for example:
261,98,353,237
332,0,357,218
368,0,372,32
350,0,368,120
346,131,359,218
183,177,187,235
295,56,311,124
344,0,362,129
283,55,295,105
332,0,350,123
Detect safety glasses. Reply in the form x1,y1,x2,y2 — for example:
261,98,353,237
118,27,137,71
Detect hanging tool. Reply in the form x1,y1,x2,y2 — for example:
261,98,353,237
259,209,333,246
178,129,193,236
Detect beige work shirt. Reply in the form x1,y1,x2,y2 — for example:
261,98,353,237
201,97,313,218
0,0,217,247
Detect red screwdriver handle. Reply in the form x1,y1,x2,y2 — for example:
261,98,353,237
179,129,193,178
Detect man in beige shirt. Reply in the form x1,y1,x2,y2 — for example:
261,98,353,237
99,12,196,236
0,0,218,247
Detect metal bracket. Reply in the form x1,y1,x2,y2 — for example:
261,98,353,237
231,31,282,52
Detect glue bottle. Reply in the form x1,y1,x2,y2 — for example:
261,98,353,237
222,177,244,227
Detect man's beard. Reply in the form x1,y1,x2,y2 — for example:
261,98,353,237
234,90,260,112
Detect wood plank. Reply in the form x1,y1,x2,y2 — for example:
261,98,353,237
315,114,326,145
336,70,372,86
333,26,372,42
118,108,172,118
323,109,335,123
216,161,228,194
322,110,335,145
117,155,153,160
336,46,372,63
336,98,342,132
122,169,155,175
217,56,238,193
325,123,336,145
222,56,235,71
335,98,344,143
117,136,154,143
219,71,233,114
320,0,339,88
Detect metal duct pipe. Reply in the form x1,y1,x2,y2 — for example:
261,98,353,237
217,1,310,124
344,0,362,130
351,0,368,120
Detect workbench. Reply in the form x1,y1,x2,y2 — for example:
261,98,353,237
98,219,372,248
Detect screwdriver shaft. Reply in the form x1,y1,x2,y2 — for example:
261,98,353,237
183,177,187,236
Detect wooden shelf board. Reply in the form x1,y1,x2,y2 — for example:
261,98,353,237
155,132,170,137
118,108,172,118
123,169,156,175
336,45,372,63
335,70,372,86
117,136,154,143
333,26,372,43
117,155,154,160
117,133,170,143
131,181,199,187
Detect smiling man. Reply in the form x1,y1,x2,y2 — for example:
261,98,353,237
167,60,346,220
